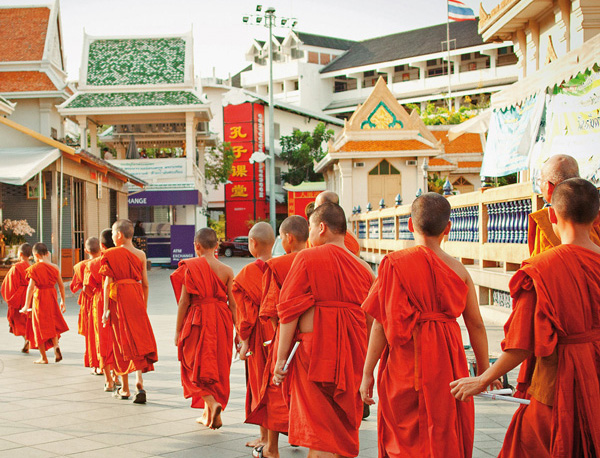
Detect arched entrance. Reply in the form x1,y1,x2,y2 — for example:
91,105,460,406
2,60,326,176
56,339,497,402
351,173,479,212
367,159,401,207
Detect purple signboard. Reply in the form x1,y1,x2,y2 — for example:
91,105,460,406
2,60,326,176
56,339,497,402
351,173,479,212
170,225,196,267
128,190,201,206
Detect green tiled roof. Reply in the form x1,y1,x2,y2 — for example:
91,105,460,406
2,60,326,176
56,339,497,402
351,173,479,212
86,38,186,86
65,91,203,108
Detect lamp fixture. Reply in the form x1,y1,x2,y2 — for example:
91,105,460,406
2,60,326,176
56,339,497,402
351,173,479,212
256,5,262,11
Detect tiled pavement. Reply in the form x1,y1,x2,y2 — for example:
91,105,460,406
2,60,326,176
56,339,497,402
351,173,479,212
0,259,518,457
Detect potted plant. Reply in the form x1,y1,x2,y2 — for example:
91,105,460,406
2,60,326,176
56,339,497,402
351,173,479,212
2,219,35,258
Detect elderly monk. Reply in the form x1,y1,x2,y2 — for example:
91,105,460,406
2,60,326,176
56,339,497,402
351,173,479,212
451,178,600,457
23,242,68,364
71,237,100,372
247,215,309,458
310,191,360,256
101,219,158,404
234,222,276,448
84,229,117,391
172,228,236,430
274,203,374,458
360,193,496,458
529,154,600,255
1,243,32,352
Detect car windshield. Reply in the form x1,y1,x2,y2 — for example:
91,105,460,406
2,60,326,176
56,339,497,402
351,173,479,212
271,237,286,258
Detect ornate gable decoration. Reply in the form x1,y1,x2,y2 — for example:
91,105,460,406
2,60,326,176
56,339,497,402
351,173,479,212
361,101,403,129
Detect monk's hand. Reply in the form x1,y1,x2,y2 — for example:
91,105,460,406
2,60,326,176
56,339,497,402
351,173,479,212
102,309,110,327
449,376,487,402
19,307,27,314
489,379,504,391
360,373,375,405
59,300,66,313
174,330,180,346
239,340,249,361
272,359,287,386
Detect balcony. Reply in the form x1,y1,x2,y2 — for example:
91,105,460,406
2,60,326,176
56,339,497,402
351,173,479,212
241,61,302,88
350,182,543,307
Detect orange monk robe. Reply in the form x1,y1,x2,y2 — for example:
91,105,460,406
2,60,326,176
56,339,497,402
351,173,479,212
362,246,474,458
528,207,600,255
25,263,69,349
307,230,360,256
499,245,600,457
278,244,373,457
71,259,90,336
83,258,113,368
233,260,274,419
246,252,298,433
171,257,234,409
99,247,158,375
1,260,30,337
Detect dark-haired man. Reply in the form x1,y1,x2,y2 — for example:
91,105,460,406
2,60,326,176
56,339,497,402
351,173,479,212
274,203,374,457
451,178,600,456
101,219,157,403
360,192,494,458
171,228,237,429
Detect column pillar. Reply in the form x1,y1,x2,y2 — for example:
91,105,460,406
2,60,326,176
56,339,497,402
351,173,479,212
89,122,98,157
185,112,195,178
338,159,354,218
76,116,87,150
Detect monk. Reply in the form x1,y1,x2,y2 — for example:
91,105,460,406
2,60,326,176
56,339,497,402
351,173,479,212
360,193,497,458
22,242,68,364
247,215,309,458
273,202,374,458
71,237,100,372
85,229,117,391
171,228,236,429
529,154,600,255
233,222,275,448
451,178,600,457
101,219,158,403
310,191,360,256
1,243,32,353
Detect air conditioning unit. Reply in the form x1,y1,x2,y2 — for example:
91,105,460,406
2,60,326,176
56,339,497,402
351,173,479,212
354,162,365,168
406,160,418,166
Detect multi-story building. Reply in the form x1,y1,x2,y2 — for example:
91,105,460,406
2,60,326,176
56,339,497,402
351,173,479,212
236,21,519,119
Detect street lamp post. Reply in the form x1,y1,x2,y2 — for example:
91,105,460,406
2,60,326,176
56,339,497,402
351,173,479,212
243,5,297,232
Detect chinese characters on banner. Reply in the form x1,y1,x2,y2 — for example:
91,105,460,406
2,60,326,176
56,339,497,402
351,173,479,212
288,190,321,218
223,102,267,239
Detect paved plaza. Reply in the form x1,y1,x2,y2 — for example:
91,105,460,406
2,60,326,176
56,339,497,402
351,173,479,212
0,258,518,457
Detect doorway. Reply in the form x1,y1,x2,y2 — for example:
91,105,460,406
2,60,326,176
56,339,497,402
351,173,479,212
368,160,401,208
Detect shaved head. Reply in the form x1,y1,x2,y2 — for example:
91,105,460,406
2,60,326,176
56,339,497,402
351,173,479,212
310,202,347,235
542,155,580,183
195,228,218,249
552,178,599,225
32,242,48,256
411,192,451,236
19,243,32,258
113,219,134,239
100,229,115,249
85,237,101,254
280,215,309,242
315,191,339,207
249,222,275,246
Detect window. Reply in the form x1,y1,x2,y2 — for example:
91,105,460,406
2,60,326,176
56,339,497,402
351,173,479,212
275,166,282,185
369,160,400,175
320,53,331,65
427,59,438,66
335,80,348,92
364,70,375,77
461,53,471,61
293,80,299,90
394,64,406,72
498,46,514,55
308,51,319,64
453,176,472,186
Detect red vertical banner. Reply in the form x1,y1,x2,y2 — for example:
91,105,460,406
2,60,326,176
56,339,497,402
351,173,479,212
224,102,267,239
288,191,320,218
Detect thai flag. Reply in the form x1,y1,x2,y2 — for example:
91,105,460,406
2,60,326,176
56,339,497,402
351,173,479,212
448,0,476,21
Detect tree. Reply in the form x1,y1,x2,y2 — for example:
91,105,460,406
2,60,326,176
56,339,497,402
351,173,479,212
204,141,235,189
405,98,489,125
279,122,335,185
427,173,446,194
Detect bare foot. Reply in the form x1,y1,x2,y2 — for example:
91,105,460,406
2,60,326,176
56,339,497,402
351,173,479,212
21,341,29,353
54,347,63,363
209,404,223,430
196,410,209,427
246,438,266,448
33,359,48,364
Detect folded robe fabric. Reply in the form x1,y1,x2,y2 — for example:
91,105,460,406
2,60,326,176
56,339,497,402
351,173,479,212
171,256,234,409
1,260,29,337
362,246,473,458
71,259,98,367
278,244,373,457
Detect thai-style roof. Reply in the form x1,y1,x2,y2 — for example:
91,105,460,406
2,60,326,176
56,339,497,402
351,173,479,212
0,7,50,62
0,71,58,92
295,32,355,51
64,91,204,109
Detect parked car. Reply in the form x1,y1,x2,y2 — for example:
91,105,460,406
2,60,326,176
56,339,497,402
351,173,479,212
219,236,250,257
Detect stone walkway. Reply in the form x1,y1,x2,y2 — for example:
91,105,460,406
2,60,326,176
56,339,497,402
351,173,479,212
0,260,518,457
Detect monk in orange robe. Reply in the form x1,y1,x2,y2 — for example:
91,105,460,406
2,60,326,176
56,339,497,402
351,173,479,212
451,178,600,457
22,242,68,364
360,193,496,458
233,222,275,448
1,243,32,352
172,228,236,429
247,215,309,458
84,229,117,391
529,154,600,255
274,203,374,458
306,191,360,256
101,219,157,403
71,237,101,371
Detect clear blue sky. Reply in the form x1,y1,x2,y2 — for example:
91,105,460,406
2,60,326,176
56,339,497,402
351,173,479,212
1,0,501,81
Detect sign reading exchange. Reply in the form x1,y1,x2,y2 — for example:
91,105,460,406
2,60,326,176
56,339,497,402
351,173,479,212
128,190,201,206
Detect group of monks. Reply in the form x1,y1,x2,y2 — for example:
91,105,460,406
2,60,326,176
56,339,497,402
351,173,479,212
3,153,600,457
2,220,158,403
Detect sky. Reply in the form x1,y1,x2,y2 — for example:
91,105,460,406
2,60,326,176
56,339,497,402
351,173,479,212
1,0,501,82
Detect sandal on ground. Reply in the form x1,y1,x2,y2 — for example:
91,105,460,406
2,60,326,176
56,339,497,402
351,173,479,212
113,388,130,400
252,446,264,458
133,389,146,404
104,383,115,392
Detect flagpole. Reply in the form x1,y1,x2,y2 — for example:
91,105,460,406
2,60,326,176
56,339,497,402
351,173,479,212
447,0,452,110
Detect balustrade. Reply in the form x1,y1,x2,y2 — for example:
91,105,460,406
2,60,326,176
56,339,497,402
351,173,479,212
486,199,531,244
357,220,367,240
397,215,414,241
381,217,395,240
449,205,479,242
368,219,380,239
493,289,512,308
